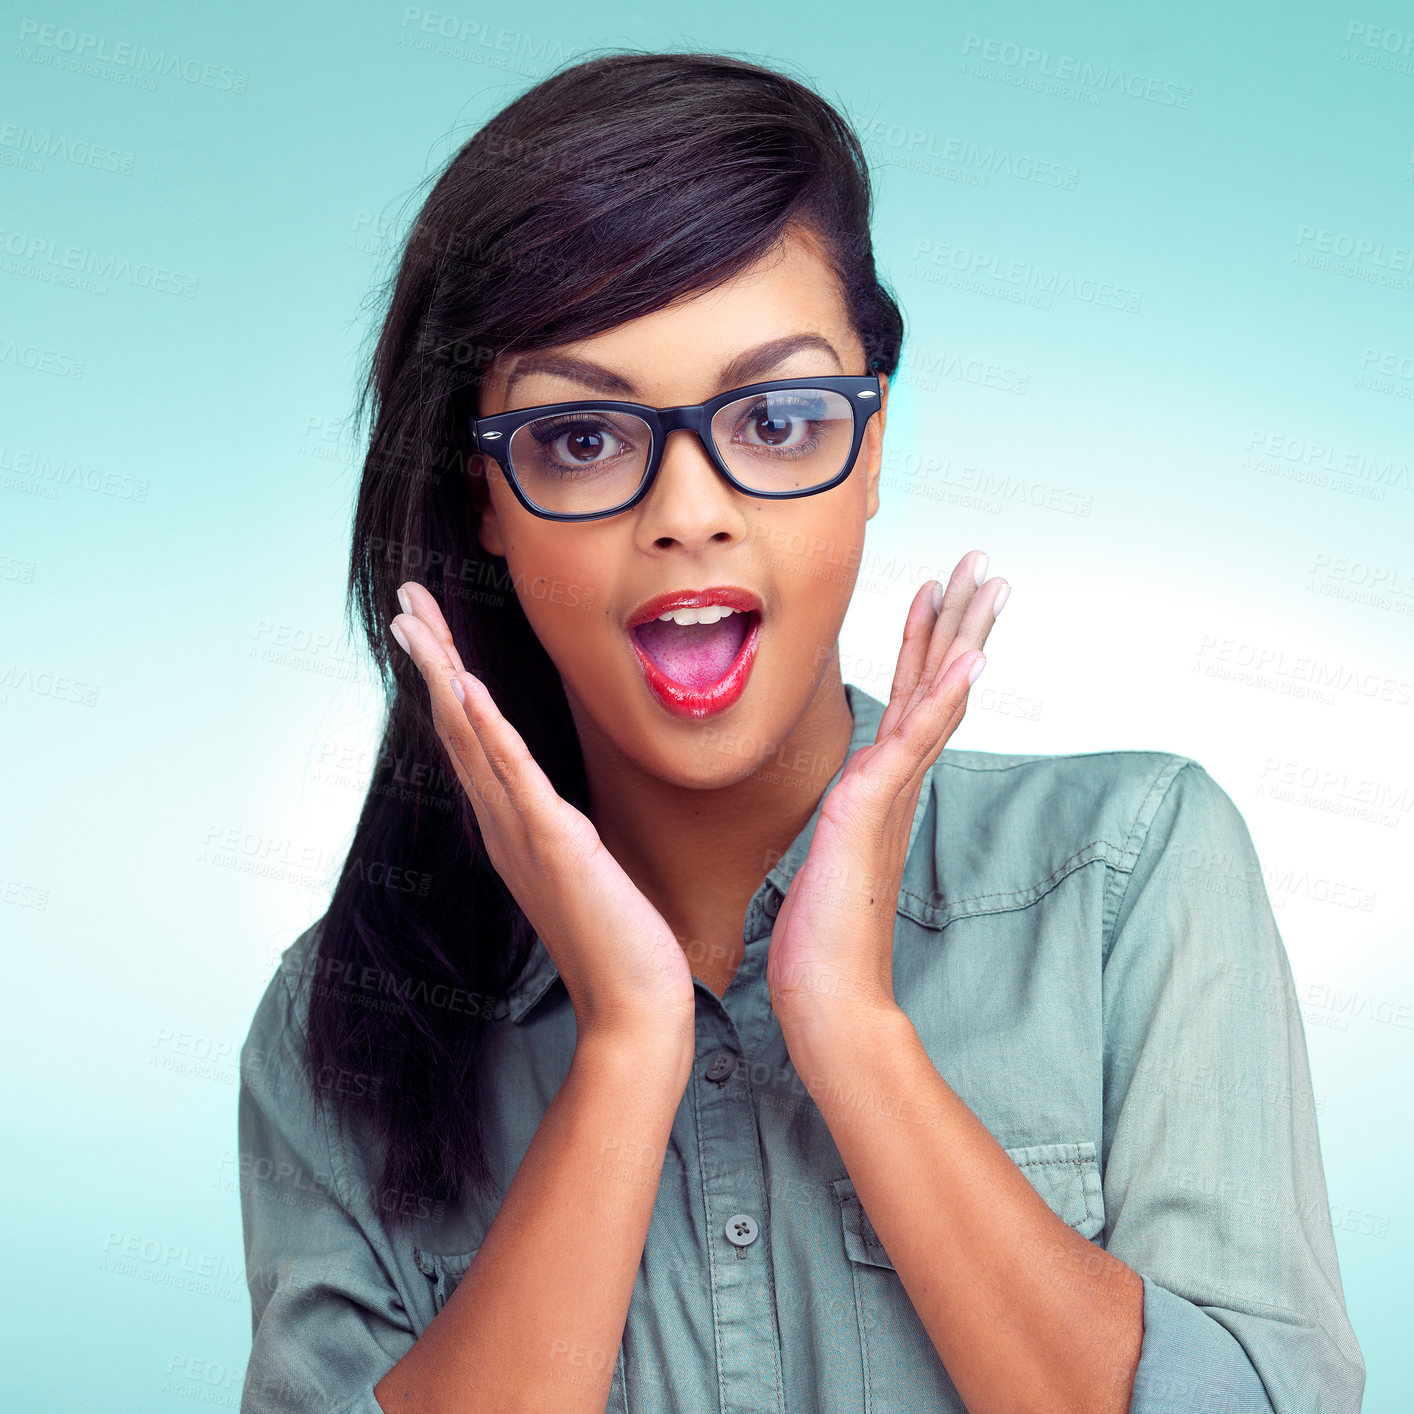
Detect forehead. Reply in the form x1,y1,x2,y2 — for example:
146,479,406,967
486,226,859,407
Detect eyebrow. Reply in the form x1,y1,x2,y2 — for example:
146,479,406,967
500,333,846,407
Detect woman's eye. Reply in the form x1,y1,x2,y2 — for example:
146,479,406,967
735,399,826,450
533,420,627,467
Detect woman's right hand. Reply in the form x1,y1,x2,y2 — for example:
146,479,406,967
390,581,698,1052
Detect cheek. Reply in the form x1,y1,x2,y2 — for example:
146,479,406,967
777,501,865,602
502,530,615,649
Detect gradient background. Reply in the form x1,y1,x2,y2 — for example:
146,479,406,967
3,2,1409,1408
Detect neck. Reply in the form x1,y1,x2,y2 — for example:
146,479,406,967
567,670,856,987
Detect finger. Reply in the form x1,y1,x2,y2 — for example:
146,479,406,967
877,579,943,742
890,647,985,797
448,667,563,823
894,557,1001,787
390,610,488,793
397,580,466,675
392,611,537,821
929,572,1007,684
914,550,988,694
858,639,984,806
880,550,987,740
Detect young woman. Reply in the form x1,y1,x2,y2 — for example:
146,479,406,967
237,51,1364,1414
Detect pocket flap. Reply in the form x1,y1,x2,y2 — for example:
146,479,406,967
412,1246,480,1310
832,1175,895,1269
832,1138,1105,1270
1003,1140,1105,1240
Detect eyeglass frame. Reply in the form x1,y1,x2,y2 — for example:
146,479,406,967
465,372,885,522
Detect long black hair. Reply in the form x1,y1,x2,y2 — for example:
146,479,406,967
300,47,906,1230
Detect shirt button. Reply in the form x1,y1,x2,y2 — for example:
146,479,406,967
762,888,781,920
724,1213,759,1247
704,1050,737,1084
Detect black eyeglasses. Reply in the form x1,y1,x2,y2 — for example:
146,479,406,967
466,373,884,521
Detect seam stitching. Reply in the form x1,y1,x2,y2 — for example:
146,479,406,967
1101,759,1199,965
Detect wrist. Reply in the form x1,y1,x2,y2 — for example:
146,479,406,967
780,998,915,1070
575,1016,696,1086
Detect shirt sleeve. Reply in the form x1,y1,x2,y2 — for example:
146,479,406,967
237,952,415,1414
1100,759,1365,1414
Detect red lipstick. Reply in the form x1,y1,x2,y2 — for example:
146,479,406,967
626,586,764,720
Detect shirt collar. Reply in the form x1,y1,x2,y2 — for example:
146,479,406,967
500,681,936,1024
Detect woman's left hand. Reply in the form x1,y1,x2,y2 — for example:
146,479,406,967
766,549,1009,1038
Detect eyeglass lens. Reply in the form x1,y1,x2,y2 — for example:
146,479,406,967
504,386,857,515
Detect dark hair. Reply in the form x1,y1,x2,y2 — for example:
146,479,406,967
300,48,906,1229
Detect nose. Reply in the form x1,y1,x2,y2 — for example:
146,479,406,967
633,426,747,551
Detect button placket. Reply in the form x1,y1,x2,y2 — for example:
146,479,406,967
691,1003,786,1412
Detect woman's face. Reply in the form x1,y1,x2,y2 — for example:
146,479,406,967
468,225,888,788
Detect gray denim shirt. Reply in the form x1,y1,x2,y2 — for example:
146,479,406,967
237,680,1364,1413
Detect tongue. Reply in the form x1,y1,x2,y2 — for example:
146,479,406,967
633,613,751,689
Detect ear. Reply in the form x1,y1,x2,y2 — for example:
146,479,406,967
863,372,888,522
466,453,508,558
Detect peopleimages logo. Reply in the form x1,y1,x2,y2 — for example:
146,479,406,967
0,227,199,297
850,115,1080,191
0,122,136,176
960,34,1192,107
1295,226,1414,270
910,238,1142,313
15,19,249,93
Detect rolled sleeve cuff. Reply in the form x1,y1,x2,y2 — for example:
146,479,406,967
1129,1275,1276,1414
331,1380,385,1414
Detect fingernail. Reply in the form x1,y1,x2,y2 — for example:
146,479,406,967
972,552,988,588
967,653,987,686
390,620,409,655
993,582,1011,616
450,674,466,704
931,580,945,613
396,586,412,615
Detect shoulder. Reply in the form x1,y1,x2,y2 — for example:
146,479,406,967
932,744,1253,860
904,745,1245,926
239,917,328,1074
933,744,1203,846
237,917,374,1201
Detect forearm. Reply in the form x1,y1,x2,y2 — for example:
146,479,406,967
788,1005,1143,1414
374,1028,694,1414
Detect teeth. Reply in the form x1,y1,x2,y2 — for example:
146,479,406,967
655,605,742,626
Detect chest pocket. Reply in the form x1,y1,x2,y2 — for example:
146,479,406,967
412,1245,632,1412
413,1246,479,1315
832,1140,1107,1414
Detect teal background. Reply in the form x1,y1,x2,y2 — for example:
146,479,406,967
3,1,1409,1407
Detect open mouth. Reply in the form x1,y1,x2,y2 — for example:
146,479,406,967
628,608,762,718
631,610,753,689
